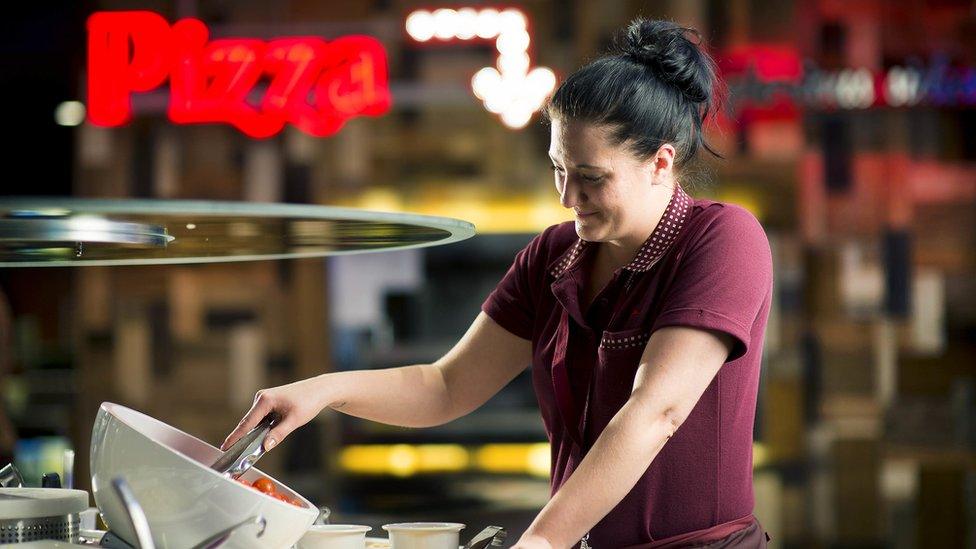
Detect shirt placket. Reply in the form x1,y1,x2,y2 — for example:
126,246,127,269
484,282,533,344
549,269,592,450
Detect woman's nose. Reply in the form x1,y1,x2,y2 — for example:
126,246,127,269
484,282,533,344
559,178,585,209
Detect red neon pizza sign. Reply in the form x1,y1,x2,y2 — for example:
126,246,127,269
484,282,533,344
87,11,392,138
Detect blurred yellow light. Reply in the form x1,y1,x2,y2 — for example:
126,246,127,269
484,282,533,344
474,443,550,478
357,188,404,213
389,444,418,477
526,444,552,477
416,444,470,471
339,443,550,477
753,442,769,468
341,442,761,478
716,188,764,221
334,188,575,234
339,445,388,475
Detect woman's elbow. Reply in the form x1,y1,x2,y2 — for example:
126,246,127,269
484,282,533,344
661,406,684,439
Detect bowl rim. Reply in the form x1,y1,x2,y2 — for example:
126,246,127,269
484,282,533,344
96,401,318,516
381,522,466,532
303,524,373,534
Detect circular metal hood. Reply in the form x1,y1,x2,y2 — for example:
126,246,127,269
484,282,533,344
0,198,476,267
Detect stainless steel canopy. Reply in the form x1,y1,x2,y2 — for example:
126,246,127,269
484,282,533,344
0,198,476,267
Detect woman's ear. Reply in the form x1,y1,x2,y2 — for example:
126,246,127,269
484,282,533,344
653,144,676,177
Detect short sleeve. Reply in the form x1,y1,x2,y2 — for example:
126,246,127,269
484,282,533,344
481,226,555,341
651,205,773,362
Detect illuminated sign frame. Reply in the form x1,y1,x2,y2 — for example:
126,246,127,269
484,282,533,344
87,11,392,138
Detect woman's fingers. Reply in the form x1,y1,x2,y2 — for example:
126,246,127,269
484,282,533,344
220,392,274,451
263,412,302,452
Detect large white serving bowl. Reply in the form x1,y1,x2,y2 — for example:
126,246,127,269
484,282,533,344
90,402,318,548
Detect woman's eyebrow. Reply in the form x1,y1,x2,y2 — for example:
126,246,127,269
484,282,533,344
548,153,605,170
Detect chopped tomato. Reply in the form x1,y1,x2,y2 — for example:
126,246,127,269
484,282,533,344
234,476,303,506
271,492,300,506
253,478,276,495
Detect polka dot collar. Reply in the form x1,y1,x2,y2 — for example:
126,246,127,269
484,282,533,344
622,185,693,272
548,185,692,279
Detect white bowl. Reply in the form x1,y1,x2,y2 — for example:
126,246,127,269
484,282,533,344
298,524,372,549
382,523,465,549
90,402,318,548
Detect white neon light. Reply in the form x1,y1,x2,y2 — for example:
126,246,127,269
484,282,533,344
836,68,875,109
475,9,501,39
884,67,922,107
405,11,435,42
498,52,530,76
496,29,530,56
405,6,557,129
55,101,87,127
499,9,528,33
455,8,479,40
432,9,458,40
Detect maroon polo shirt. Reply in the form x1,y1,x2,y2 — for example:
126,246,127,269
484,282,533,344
481,186,773,546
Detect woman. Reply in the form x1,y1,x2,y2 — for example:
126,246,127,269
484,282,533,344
223,18,772,548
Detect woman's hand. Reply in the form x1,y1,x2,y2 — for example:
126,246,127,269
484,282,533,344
510,533,554,549
220,376,330,452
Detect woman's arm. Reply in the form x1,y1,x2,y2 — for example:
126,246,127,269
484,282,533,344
222,312,532,449
322,311,532,424
513,325,733,549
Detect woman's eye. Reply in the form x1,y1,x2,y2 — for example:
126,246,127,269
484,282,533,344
582,174,603,182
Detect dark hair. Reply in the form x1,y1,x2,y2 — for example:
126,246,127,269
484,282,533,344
545,18,723,177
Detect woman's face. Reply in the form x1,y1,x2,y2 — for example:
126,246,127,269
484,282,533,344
549,117,668,244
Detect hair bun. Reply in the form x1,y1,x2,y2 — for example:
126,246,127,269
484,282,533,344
616,18,714,104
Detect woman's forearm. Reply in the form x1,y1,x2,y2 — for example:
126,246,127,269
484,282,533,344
312,364,455,428
521,398,676,548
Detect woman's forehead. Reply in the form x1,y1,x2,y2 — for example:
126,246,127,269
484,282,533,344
549,119,626,166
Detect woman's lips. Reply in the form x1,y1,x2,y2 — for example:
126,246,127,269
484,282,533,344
576,210,597,218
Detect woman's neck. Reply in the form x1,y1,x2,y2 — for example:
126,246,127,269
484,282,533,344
602,183,676,269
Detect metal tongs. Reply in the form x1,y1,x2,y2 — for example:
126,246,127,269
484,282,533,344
463,526,507,549
211,413,279,478
0,463,25,487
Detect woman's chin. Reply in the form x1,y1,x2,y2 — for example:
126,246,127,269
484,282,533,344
575,220,605,241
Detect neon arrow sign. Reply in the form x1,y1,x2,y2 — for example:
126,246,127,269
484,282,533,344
404,7,556,129
87,11,392,138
